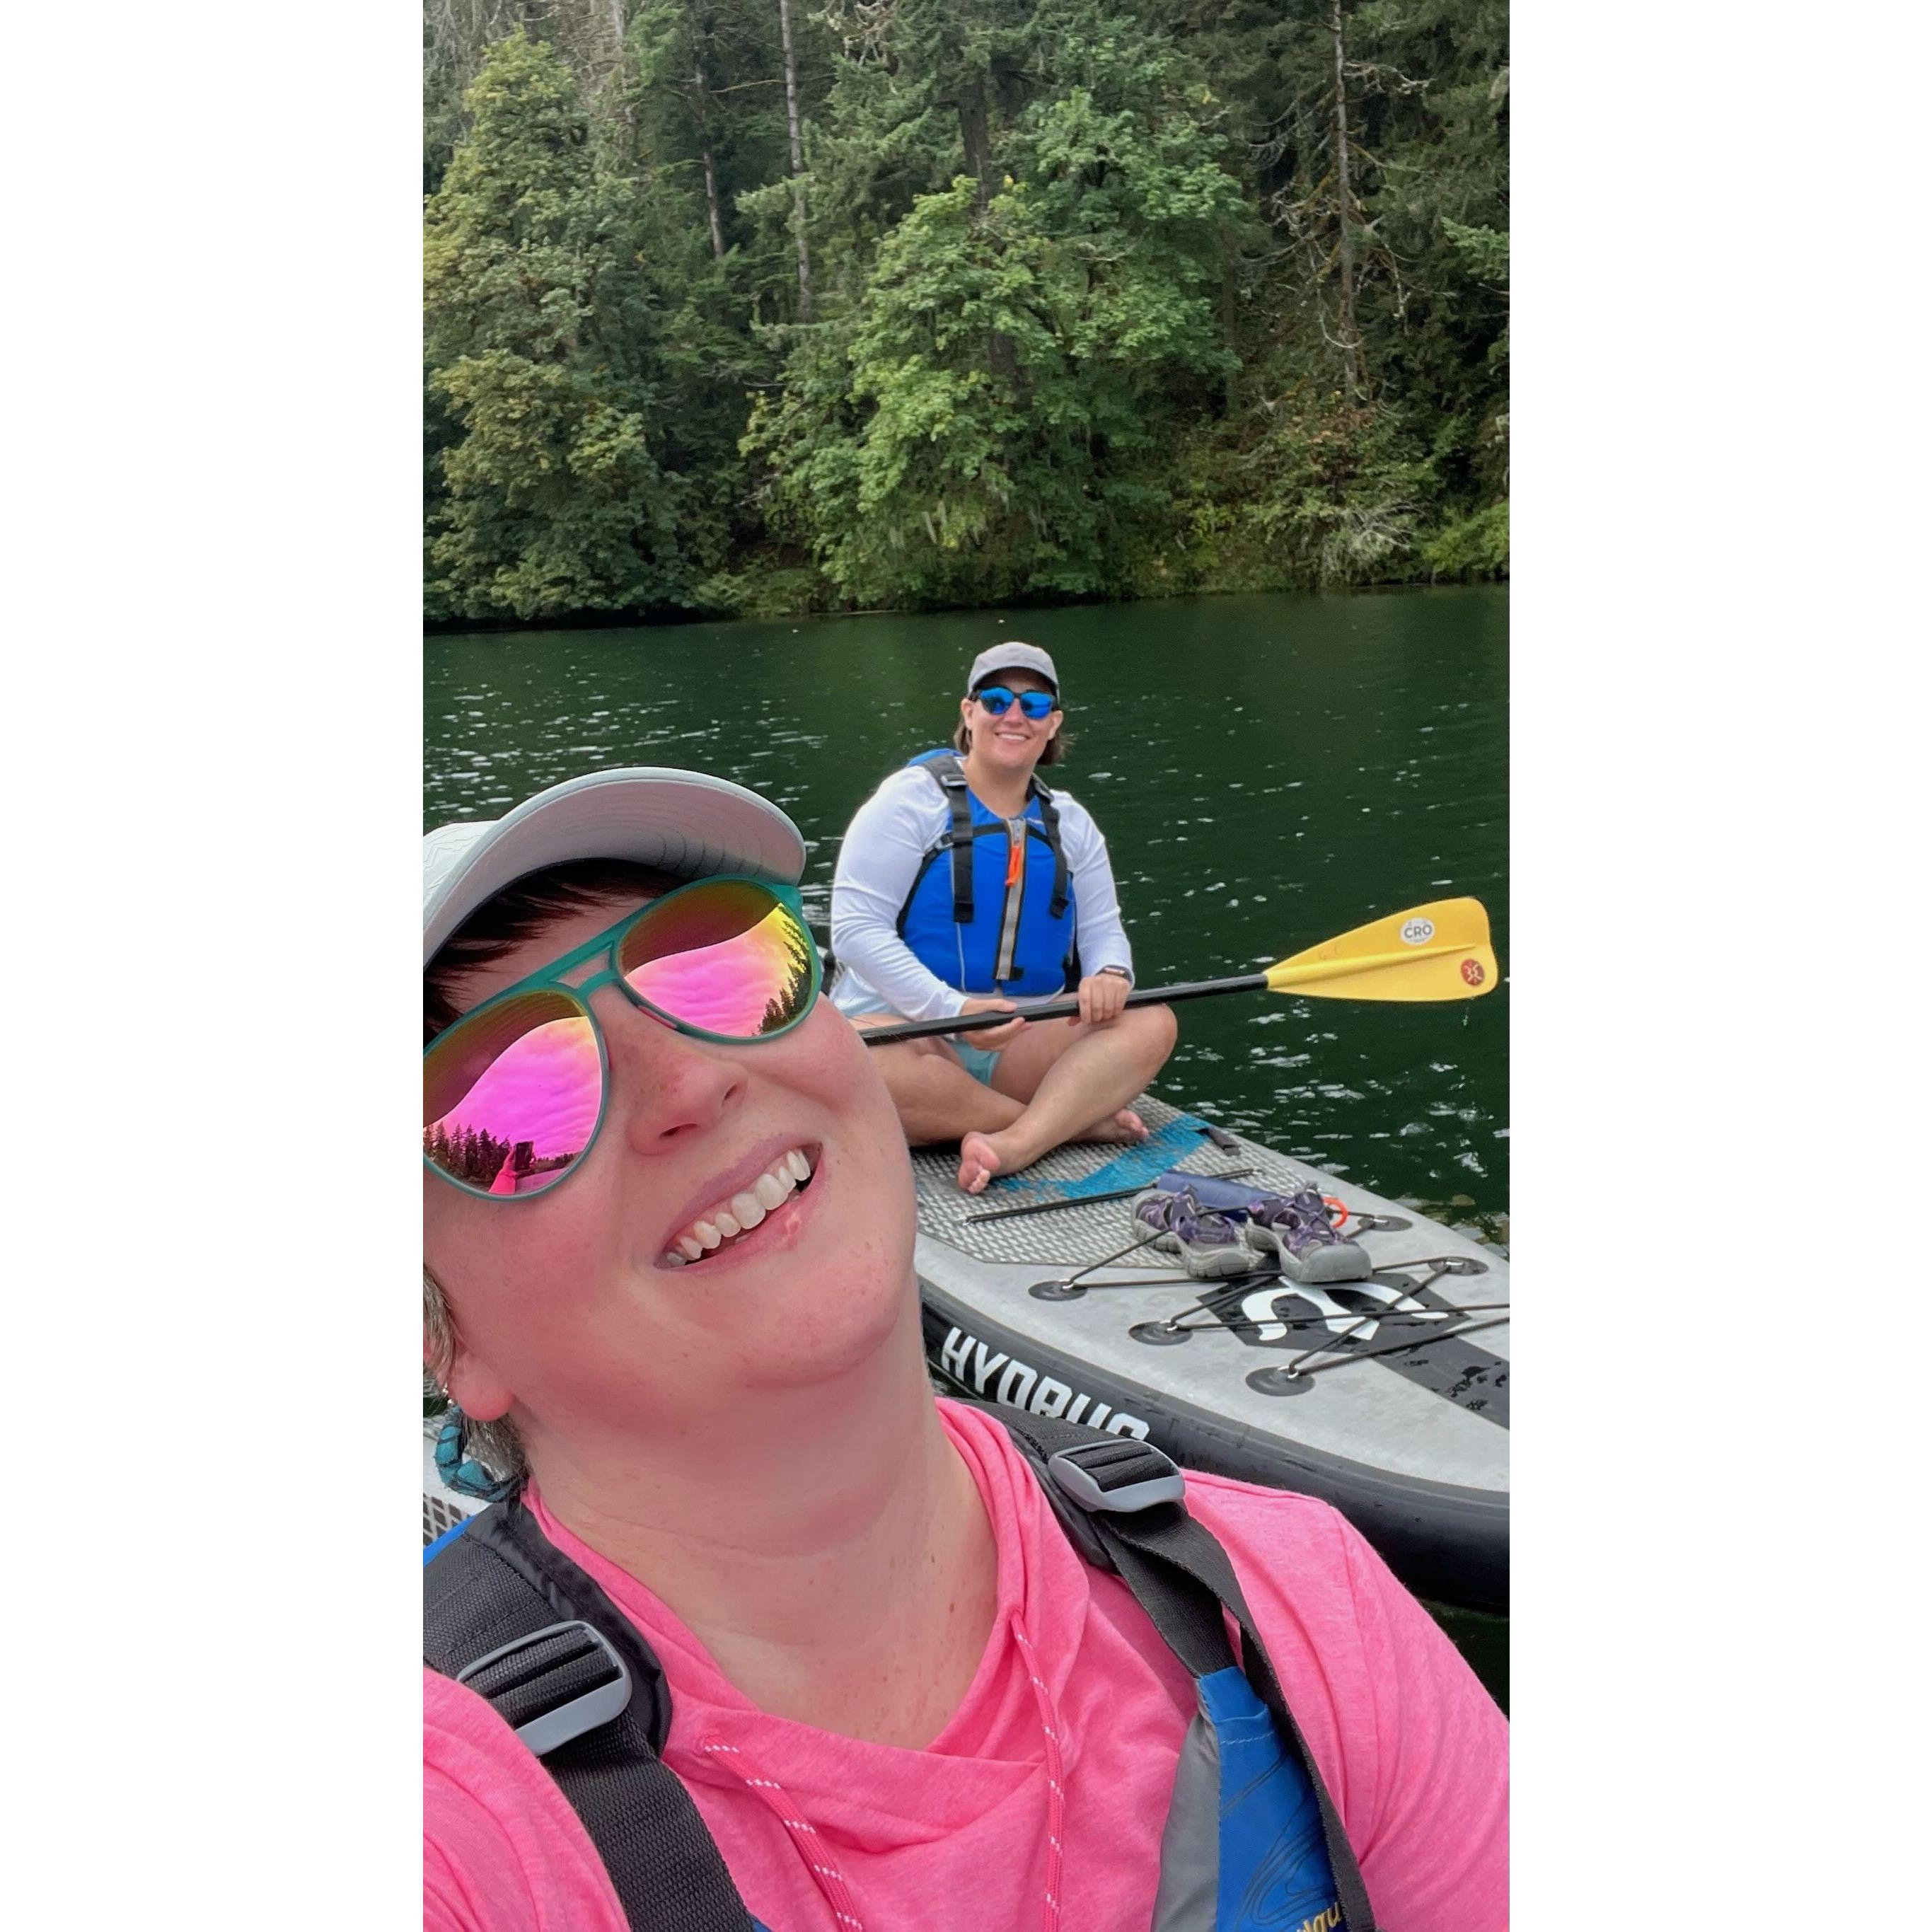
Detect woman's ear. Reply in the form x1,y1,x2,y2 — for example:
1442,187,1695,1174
429,1329,517,1423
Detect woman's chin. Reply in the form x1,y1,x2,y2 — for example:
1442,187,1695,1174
988,741,1039,768
734,1264,920,1394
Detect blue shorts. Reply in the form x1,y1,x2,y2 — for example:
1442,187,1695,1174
944,1036,1005,1087
834,981,1005,1086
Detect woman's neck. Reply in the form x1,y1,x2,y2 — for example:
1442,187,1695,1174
522,1311,999,1747
961,745,1036,816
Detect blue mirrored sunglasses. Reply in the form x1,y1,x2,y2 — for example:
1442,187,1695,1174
975,685,1058,719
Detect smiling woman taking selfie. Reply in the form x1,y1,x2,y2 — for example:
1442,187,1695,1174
830,643,1179,1193
422,768,1507,1932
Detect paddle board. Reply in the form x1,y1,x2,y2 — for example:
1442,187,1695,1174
911,1096,1508,1612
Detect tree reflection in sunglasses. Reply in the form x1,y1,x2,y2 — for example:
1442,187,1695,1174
425,881,819,1197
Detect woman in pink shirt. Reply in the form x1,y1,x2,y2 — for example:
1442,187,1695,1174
422,768,1507,1932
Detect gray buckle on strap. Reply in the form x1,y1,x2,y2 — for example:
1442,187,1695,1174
456,1619,632,1757
1046,1438,1186,1515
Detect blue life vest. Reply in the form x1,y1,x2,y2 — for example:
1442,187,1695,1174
896,750,1079,997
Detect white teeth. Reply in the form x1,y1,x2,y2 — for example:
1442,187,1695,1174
666,1148,815,1268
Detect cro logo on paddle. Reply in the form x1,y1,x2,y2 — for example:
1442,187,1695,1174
1401,918,1436,946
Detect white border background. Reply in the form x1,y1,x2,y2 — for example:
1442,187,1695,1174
6,0,1926,1921
7,3,422,1921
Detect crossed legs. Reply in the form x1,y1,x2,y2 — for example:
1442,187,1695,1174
855,1005,1179,1193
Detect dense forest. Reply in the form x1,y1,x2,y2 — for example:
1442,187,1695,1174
424,0,1508,624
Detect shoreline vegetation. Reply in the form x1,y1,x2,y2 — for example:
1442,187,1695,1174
422,575,1498,639
425,2,1508,630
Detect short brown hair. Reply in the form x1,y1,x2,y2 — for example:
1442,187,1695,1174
424,856,685,1040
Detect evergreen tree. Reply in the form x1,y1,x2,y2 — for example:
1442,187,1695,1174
423,0,1509,618
745,0,1242,605
424,30,688,620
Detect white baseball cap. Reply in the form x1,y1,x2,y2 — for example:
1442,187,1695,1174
966,642,1060,695
423,768,807,965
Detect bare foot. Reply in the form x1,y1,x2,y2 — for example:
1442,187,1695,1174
1075,1108,1149,1146
957,1130,1005,1195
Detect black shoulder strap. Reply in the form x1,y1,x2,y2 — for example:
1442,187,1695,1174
987,1409,1380,1932
1026,777,1072,920
920,752,976,925
425,1498,756,1932
427,1425,1375,1932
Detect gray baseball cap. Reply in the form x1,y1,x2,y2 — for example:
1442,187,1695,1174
966,642,1060,696
423,767,806,965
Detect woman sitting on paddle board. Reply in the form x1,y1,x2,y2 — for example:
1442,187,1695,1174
830,643,1176,1193
422,766,1507,1932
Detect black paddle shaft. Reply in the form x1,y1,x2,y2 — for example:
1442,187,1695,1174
857,972,1273,1044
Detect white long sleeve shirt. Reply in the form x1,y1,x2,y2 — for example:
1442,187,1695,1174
829,764,1135,1022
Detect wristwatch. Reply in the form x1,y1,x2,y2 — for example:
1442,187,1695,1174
1098,966,1131,981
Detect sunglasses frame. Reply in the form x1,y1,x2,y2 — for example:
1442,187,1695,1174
424,874,821,1202
974,684,1059,720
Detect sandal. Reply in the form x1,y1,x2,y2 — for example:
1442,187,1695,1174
1130,1186,1254,1280
1242,1188,1372,1285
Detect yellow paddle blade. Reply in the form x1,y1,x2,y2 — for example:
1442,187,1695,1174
1263,898,1499,1002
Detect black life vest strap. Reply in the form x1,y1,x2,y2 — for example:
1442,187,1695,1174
916,756,1072,930
1027,778,1072,920
920,753,976,925
427,1411,1375,1932
424,1499,755,1932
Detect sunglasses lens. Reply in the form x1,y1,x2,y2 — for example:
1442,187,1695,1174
620,880,817,1039
424,989,601,1198
978,686,1054,719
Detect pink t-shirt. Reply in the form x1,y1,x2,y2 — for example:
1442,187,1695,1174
425,1401,1507,1931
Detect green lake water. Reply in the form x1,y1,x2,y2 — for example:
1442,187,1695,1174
426,585,1509,1701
